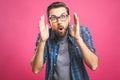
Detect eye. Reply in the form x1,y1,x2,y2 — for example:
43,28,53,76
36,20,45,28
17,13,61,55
50,16,57,21
60,15,66,19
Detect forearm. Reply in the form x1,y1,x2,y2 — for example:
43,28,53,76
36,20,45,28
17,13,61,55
75,37,98,70
31,39,46,74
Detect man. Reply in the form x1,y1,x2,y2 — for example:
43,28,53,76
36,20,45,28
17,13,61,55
31,2,98,80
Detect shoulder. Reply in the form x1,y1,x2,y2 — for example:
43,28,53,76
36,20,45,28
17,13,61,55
79,25,92,42
80,25,89,32
80,25,91,35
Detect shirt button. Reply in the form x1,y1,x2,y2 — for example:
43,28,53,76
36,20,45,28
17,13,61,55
76,46,78,48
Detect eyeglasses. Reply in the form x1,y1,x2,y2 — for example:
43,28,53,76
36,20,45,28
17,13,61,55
49,14,68,23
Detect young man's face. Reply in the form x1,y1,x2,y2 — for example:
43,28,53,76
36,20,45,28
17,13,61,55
49,7,70,37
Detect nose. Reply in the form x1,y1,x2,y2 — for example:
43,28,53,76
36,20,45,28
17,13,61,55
57,18,62,24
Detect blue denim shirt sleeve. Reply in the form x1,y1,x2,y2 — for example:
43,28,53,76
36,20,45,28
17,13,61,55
80,26,96,53
35,33,48,64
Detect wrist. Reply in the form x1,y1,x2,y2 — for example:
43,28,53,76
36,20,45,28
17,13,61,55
75,37,83,42
75,37,85,47
39,39,47,43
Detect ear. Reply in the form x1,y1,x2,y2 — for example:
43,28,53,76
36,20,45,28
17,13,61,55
48,19,51,25
48,20,53,28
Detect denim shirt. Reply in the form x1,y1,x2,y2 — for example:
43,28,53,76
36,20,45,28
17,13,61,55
35,25,96,80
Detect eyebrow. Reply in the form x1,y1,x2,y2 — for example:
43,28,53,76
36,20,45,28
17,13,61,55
49,12,67,17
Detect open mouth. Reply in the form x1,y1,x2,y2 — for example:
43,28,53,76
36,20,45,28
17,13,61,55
58,27,64,32
59,27,63,30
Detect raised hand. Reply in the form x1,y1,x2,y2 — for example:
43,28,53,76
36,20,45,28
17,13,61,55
70,13,80,40
39,15,49,42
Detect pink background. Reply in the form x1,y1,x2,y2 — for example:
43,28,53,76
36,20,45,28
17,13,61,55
0,0,120,80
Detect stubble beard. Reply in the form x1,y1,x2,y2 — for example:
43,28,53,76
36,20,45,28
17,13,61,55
55,25,68,38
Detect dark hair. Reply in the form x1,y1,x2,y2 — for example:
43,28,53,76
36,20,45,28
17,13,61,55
47,2,69,18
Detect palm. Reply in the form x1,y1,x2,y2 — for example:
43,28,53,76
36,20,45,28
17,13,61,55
70,13,80,40
39,15,49,41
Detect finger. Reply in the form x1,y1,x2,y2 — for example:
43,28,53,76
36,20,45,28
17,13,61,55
69,25,74,36
73,12,79,26
41,15,45,27
70,25,73,28
41,15,45,23
70,25,74,32
39,15,45,31
46,24,49,30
